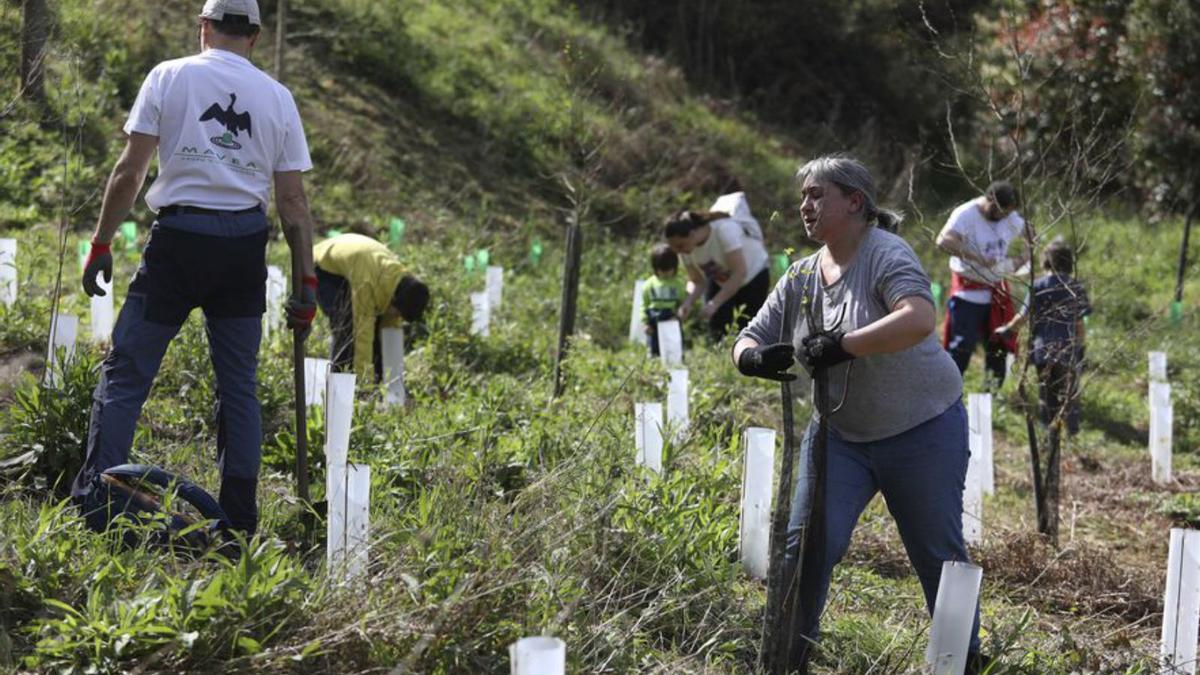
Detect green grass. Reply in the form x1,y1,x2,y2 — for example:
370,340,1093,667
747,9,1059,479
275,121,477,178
1,0,1196,671
0,209,1188,672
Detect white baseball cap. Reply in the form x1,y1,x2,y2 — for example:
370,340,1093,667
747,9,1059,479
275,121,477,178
199,0,261,26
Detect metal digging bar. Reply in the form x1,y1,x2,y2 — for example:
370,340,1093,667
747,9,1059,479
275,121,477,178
762,270,838,674
761,285,801,673
788,356,830,672
292,268,310,507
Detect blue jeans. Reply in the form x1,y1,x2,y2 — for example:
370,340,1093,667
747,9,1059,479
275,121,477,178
786,400,981,655
72,215,268,534
946,296,1007,386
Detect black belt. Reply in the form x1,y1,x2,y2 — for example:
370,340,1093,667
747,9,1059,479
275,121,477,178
158,204,262,217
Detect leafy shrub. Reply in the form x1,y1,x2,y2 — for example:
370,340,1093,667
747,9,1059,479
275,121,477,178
1,350,98,497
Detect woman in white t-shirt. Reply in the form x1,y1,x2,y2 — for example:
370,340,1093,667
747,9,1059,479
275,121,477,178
664,208,770,341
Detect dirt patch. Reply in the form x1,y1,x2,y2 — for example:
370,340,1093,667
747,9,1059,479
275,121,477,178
987,449,1168,622
976,531,1160,621
0,348,42,402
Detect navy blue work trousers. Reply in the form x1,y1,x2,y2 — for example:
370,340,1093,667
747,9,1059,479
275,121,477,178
945,296,1007,386
785,400,981,657
72,212,269,534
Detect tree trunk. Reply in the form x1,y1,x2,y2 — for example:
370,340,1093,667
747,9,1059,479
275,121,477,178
1014,204,1057,541
1039,423,1061,545
1175,202,1196,304
20,0,50,106
274,0,287,82
552,220,582,398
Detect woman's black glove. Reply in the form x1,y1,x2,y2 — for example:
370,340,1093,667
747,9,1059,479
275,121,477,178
737,342,797,382
801,330,854,370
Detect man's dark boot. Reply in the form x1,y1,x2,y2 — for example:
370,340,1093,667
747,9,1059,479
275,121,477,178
218,475,258,537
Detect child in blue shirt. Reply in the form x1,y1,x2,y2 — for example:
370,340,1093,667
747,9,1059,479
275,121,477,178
643,243,687,357
996,238,1090,434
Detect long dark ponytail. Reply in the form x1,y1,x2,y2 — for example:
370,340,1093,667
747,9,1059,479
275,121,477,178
663,209,731,239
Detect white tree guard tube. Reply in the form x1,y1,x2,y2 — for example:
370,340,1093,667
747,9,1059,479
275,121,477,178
324,372,356,473
968,393,994,496
634,402,663,474
509,636,565,675
1150,351,1168,383
739,427,776,581
666,369,689,441
1150,382,1172,484
90,276,114,343
46,313,79,387
263,265,286,337
380,327,406,407
326,458,367,581
0,238,16,307
342,462,371,581
925,561,983,675
629,280,647,345
326,464,347,578
486,265,504,310
963,438,983,546
1162,528,1200,674
657,319,683,367
471,291,491,337
304,357,330,407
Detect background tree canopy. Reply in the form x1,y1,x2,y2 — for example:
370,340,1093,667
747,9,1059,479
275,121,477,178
579,0,1200,215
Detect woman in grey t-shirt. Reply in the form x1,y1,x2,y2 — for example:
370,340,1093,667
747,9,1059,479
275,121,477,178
732,156,981,666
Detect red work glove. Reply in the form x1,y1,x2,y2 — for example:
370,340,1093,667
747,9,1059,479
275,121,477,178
82,240,113,297
286,274,318,341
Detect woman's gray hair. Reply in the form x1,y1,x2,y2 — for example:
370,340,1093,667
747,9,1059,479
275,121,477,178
796,155,903,233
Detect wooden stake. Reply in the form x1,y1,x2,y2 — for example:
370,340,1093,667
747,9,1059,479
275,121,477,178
552,222,582,398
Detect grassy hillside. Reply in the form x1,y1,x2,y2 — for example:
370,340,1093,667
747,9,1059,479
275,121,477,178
2,0,1200,673
1,210,1195,673
0,0,800,244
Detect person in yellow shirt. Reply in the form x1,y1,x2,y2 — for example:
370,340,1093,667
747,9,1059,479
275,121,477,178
313,233,429,381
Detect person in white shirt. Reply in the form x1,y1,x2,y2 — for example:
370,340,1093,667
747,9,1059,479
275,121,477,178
935,180,1030,387
664,207,770,341
73,0,318,538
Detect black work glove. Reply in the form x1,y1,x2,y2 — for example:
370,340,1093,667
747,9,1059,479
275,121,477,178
801,330,854,370
736,342,797,382
393,275,430,322
81,240,113,297
286,275,318,342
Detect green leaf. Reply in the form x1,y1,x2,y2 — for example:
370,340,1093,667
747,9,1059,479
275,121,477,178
236,636,262,655
42,598,84,619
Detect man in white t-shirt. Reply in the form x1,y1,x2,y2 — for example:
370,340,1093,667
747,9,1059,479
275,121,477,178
935,180,1029,386
73,0,318,538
